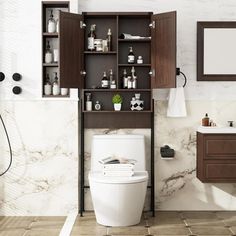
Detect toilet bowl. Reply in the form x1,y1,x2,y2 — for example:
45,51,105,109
89,171,148,226
88,134,148,226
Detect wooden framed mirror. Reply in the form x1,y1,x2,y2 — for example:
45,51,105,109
197,21,236,81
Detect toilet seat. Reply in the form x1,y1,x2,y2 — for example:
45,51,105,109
89,171,148,184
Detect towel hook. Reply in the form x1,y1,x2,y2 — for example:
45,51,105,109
176,68,187,88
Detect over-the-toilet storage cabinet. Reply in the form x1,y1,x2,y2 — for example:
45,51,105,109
56,11,177,215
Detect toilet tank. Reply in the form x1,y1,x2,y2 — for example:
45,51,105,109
91,134,146,171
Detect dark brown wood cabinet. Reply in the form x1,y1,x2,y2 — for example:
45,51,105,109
42,1,70,97
55,11,177,128
197,132,236,182
59,11,177,90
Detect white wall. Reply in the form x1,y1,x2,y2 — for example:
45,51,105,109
0,0,78,100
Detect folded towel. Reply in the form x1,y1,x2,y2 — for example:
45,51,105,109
103,164,134,171
167,87,187,117
103,170,134,177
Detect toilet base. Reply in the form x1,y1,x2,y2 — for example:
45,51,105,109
89,179,148,227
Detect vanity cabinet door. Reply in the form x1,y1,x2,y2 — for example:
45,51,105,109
151,11,176,88
204,135,236,159
59,12,84,88
197,132,236,182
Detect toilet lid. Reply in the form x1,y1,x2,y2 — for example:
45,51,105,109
89,171,148,184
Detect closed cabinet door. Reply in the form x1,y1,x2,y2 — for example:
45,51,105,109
59,12,84,88
151,11,176,88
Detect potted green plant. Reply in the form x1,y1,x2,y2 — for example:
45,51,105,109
112,94,123,111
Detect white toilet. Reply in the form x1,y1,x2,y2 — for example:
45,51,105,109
88,134,148,227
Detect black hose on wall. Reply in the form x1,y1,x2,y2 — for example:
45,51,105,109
0,114,13,176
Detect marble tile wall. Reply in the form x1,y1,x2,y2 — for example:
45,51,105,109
155,100,236,210
0,101,78,215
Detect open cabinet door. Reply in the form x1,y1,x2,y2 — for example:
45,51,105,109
151,11,176,88
59,12,84,88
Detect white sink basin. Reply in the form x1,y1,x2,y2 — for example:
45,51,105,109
197,126,236,134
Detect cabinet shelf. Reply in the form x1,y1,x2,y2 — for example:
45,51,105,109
84,51,117,55
43,63,58,67
83,89,151,92
43,32,58,37
118,64,151,67
43,95,69,98
83,110,152,113
118,38,151,42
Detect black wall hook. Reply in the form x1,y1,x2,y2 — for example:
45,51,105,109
176,68,187,88
12,73,22,81
0,72,5,82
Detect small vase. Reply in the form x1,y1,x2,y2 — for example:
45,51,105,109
114,103,121,111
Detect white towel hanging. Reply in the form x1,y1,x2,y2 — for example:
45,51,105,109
167,87,187,117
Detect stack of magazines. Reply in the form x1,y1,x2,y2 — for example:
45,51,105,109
99,157,136,177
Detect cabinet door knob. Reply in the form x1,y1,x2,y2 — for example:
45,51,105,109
80,71,86,76
0,72,5,81
149,69,155,76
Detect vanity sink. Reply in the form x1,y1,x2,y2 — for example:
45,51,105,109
197,126,236,134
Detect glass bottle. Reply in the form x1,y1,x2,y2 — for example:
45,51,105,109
47,10,56,33
131,66,137,89
52,72,60,95
101,71,109,88
128,47,135,64
137,56,143,64
45,41,53,64
56,19,59,33
94,101,102,111
107,28,112,51
109,69,116,89
122,69,128,89
88,24,96,51
85,93,92,111
127,76,132,89
44,74,52,95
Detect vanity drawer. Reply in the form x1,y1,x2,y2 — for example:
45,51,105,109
205,161,236,181
204,135,236,159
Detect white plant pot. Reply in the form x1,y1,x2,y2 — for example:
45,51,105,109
114,103,122,111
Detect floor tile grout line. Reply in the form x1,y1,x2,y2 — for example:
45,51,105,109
179,212,194,236
222,219,235,235
216,212,235,236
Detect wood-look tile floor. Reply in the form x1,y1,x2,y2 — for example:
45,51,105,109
70,211,236,236
0,216,66,236
1,212,236,236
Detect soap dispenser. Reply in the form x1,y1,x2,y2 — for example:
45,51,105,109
202,113,210,126
52,72,60,95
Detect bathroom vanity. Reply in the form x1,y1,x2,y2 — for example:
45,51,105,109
197,127,236,182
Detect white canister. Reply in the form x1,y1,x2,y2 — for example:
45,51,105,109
53,49,59,63
45,52,53,63
94,39,103,51
60,88,68,96
86,101,92,111
48,21,56,33
52,84,60,95
44,84,52,95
